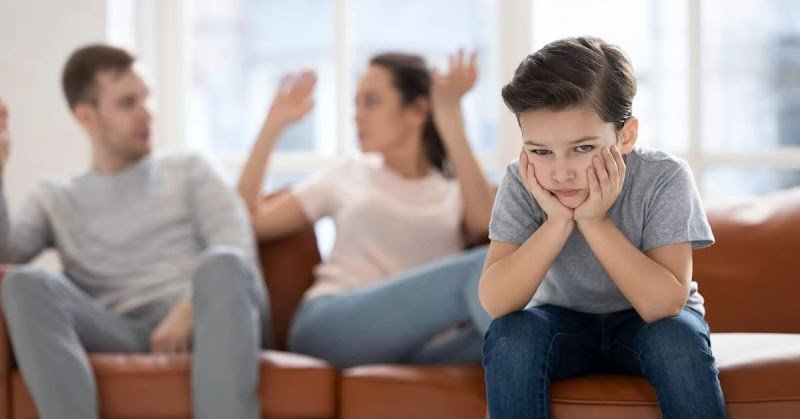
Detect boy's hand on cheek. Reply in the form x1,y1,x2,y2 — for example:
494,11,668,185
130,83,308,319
574,145,626,223
519,150,574,224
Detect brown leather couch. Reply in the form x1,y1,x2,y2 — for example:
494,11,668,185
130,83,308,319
331,187,800,419
0,224,339,419
2,188,800,418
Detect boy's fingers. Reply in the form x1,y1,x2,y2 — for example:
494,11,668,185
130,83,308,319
603,147,619,186
587,166,600,196
593,156,609,186
611,145,626,186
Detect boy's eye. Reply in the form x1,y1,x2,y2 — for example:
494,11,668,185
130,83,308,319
576,145,595,153
531,149,551,156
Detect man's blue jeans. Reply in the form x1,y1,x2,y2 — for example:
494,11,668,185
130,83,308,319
483,305,726,419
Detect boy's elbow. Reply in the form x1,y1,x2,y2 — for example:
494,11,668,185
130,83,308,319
478,284,506,320
639,302,684,324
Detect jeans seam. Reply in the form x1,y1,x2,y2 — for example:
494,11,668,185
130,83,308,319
612,339,646,376
542,332,590,419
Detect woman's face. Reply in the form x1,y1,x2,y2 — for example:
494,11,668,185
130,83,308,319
354,65,424,153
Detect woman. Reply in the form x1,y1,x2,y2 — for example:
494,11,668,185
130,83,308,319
238,50,495,368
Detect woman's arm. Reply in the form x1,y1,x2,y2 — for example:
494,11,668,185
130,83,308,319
237,71,317,240
430,50,495,243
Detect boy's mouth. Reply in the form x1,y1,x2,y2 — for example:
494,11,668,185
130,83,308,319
554,189,580,197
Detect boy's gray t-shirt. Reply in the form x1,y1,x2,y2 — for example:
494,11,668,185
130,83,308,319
489,147,714,315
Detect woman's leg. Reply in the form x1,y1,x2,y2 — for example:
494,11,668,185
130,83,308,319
288,245,489,368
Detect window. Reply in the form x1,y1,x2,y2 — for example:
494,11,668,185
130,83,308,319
184,0,499,190
531,0,690,154
120,0,800,199
529,0,800,200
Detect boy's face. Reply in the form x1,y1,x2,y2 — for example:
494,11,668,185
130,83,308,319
519,105,637,209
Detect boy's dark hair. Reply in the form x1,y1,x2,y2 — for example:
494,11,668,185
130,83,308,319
502,36,636,130
370,52,451,176
62,44,135,110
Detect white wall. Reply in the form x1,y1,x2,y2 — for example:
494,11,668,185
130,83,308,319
0,0,107,267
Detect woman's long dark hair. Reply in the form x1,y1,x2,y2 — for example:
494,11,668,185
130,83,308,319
369,53,451,176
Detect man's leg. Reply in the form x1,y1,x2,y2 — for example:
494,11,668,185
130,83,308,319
1,266,152,419
191,246,268,419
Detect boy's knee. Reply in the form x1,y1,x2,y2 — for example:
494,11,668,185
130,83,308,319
637,311,712,364
484,311,551,360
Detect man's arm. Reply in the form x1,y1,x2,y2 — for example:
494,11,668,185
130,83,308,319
0,189,52,264
149,154,256,354
188,155,256,257
0,100,51,263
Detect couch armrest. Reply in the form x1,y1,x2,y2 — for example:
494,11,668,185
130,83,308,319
0,267,12,419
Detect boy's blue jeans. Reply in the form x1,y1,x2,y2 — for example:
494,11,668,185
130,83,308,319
483,305,726,419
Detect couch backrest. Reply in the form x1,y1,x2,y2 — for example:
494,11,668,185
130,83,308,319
258,222,320,351
694,187,800,333
258,187,800,350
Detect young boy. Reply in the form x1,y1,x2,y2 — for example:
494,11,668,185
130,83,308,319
479,37,726,418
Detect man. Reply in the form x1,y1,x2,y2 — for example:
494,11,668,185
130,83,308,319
0,44,269,419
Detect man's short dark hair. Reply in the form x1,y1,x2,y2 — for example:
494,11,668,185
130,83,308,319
61,44,134,110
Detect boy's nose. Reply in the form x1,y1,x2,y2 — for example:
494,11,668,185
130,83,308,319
552,164,576,184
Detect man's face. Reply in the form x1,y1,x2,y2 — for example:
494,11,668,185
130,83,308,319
79,69,152,162
519,105,635,209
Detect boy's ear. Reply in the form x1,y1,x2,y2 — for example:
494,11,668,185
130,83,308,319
617,116,638,154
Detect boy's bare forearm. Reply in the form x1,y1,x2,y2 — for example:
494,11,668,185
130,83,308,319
578,219,688,322
479,219,574,318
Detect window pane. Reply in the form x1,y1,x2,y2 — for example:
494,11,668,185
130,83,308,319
531,0,689,154
702,166,800,200
350,0,499,153
701,0,800,152
186,0,335,157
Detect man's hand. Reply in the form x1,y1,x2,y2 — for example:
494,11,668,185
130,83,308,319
150,298,193,354
519,149,574,224
263,70,317,131
574,145,626,223
431,49,478,108
0,99,10,179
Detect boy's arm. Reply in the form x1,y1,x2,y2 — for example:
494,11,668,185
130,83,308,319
479,219,574,319
579,219,692,323
479,150,576,319
575,145,699,323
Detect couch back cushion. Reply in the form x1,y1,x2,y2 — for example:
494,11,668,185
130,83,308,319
694,187,800,333
258,187,800,349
